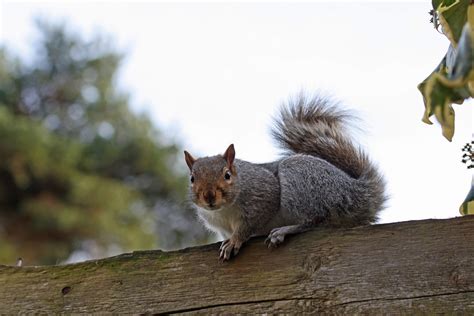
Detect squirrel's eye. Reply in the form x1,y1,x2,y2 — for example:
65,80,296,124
190,175,194,183
224,171,231,180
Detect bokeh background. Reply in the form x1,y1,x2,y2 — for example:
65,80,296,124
0,1,472,265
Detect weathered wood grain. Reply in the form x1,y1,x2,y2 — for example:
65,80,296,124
0,216,473,314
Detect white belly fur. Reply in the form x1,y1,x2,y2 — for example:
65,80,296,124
196,206,242,239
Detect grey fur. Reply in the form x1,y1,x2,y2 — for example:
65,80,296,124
271,95,387,227
186,94,387,259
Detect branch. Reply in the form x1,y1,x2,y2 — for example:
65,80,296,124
1,217,473,313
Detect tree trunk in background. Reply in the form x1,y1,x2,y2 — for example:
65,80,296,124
0,216,473,314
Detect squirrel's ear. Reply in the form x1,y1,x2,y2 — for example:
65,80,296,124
223,144,235,168
184,150,196,171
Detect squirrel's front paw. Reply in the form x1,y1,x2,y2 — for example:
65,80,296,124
219,237,242,261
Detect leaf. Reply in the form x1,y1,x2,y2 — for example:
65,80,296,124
419,2,474,141
446,22,474,82
434,0,469,46
419,73,457,140
459,179,474,215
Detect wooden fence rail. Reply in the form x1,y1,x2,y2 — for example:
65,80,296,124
0,216,473,314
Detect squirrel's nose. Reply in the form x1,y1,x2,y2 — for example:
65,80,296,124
204,191,216,205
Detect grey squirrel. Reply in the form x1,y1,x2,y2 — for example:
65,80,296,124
184,94,387,261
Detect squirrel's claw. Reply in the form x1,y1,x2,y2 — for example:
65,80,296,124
219,238,241,261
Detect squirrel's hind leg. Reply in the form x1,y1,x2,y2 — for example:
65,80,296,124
265,214,326,248
265,224,311,248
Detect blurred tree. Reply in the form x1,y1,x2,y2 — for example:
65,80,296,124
0,20,210,265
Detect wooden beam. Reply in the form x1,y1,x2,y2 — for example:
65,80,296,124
1,216,473,314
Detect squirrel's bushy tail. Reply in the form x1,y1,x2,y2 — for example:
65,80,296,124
272,94,387,221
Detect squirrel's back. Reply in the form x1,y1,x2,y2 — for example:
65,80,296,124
271,94,387,223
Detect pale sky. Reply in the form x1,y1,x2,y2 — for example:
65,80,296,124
1,1,472,224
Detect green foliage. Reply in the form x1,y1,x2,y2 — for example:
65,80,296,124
432,0,470,43
418,0,474,141
0,20,209,265
459,183,474,215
